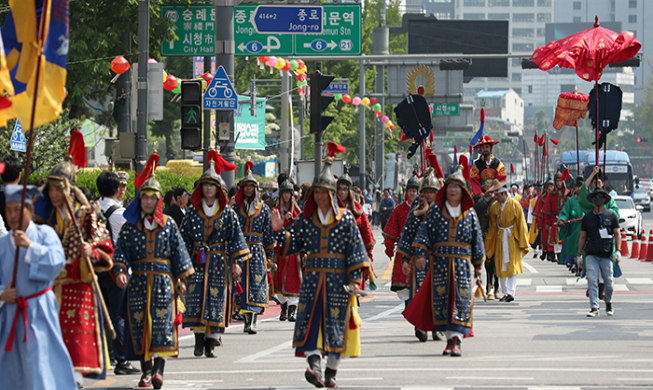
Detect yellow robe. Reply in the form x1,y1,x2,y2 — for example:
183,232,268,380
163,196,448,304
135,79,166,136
528,196,539,244
485,197,529,278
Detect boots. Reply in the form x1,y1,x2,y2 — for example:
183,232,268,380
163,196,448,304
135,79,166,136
540,250,547,260
280,302,288,321
249,313,258,334
414,327,427,342
432,331,443,341
324,368,337,388
138,359,153,388
442,339,453,355
204,337,217,358
305,355,324,388
288,305,297,322
193,333,205,357
450,337,462,357
244,313,257,334
151,358,165,389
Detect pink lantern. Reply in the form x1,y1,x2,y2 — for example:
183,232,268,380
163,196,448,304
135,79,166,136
266,56,278,67
352,96,361,106
381,115,390,123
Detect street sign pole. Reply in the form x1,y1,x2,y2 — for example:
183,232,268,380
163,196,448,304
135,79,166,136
203,55,211,168
359,60,366,190
280,71,290,174
136,0,149,173
216,0,236,189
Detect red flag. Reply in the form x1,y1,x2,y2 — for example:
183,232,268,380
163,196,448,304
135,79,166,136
550,138,559,145
559,168,570,181
510,163,515,174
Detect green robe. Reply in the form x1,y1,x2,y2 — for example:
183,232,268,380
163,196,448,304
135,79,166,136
557,196,583,263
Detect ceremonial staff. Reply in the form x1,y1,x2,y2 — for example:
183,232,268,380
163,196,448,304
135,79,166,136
522,138,528,185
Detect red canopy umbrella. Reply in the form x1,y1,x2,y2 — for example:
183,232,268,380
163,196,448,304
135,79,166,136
531,16,641,180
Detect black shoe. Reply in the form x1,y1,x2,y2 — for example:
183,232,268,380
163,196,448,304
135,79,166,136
115,361,140,375
499,295,508,302
280,302,288,321
540,251,547,260
305,355,325,388
193,333,205,357
204,337,217,358
325,368,337,388
138,359,153,388
151,358,165,389
248,314,258,334
599,283,605,300
243,313,252,333
288,305,297,322
504,294,514,302
451,337,462,357
415,327,428,342
442,339,453,355
432,331,443,341
547,251,556,262
232,312,243,321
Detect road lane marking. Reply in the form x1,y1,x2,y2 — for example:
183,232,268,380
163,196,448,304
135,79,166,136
523,261,539,273
382,257,394,281
613,284,630,291
363,304,404,322
517,278,532,286
235,340,292,363
446,376,534,380
536,285,563,292
626,277,653,284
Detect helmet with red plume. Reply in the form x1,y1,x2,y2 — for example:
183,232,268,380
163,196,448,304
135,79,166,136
427,153,443,179
199,149,227,190
47,130,87,186
239,160,257,187
136,154,163,197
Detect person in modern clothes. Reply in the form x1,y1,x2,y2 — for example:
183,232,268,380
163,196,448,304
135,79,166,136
578,188,620,317
166,187,189,227
380,189,396,229
0,185,77,390
485,185,529,302
115,171,129,204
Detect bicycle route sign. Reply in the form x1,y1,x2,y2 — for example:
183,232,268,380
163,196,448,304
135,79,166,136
10,120,26,152
204,65,238,110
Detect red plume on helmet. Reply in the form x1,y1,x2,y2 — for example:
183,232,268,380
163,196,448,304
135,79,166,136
207,149,218,167
424,147,433,156
559,168,570,181
245,160,254,174
68,130,87,169
326,142,346,158
427,154,443,179
459,155,470,181
134,154,160,189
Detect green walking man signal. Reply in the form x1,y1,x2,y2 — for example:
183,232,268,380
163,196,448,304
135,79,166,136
181,80,202,150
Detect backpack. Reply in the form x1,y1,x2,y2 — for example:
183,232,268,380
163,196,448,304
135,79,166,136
103,204,120,243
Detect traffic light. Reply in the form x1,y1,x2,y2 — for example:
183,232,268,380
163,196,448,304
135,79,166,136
310,70,335,135
180,80,202,150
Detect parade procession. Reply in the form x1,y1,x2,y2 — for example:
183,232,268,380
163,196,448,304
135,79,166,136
1,1,653,389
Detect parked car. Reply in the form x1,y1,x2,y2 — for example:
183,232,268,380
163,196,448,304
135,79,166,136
633,185,651,212
613,195,643,237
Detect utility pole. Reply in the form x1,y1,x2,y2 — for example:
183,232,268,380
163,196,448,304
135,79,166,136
359,60,366,189
116,31,131,170
215,0,236,189
136,0,149,173
314,62,323,178
372,6,388,190
280,71,290,173
203,56,212,169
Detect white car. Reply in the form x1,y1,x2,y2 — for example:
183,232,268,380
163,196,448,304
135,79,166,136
613,196,643,238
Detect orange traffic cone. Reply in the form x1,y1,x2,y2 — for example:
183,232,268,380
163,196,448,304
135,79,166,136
631,229,640,259
620,228,629,258
646,230,653,262
639,232,648,261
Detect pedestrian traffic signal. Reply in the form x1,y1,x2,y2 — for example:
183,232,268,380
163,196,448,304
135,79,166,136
309,70,335,135
181,80,202,150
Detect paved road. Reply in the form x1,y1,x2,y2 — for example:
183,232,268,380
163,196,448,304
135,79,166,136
87,221,653,390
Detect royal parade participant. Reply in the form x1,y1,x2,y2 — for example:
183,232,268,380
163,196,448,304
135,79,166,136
233,161,276,334
180,150,250,357
541,172,569,262
271,151,370,388
113,155,195,389
470,135,507,196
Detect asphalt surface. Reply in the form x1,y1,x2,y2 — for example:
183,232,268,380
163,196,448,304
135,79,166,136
85,215,653,390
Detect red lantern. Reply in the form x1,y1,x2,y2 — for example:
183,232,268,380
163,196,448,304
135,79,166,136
342,94,352,104
297,59,305,69
375,110,382,117
163,75,178,91
111,56,130,75
258,56,269,64
201,72,213,81
282,61,292,72
370,97,378,106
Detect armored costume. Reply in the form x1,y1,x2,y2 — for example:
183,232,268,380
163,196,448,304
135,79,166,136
541,173,569,262
383,172,420,293
33,131,114,384
112,155,194,389
181,150,250,357
470,135,507,196
233,161,276,334
272,178,303,322
404,161,486,356
273,154,370,388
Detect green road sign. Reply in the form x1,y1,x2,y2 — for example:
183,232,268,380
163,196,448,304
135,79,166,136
432,103,460,117
443,141,452,147
235,6,293,56
161,6,216,56
235,4,361,57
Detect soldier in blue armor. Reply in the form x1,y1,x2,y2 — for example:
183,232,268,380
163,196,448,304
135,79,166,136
403,162,486,357
271,152,371,388
233,161,276,334
180,150,251,357
397,167,443,342
113,155,195,389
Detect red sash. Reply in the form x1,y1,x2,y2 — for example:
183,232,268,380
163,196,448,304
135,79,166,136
4,286,52,352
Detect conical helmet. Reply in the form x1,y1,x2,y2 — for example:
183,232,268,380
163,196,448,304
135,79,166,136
337,165,353,188
239,160,258,187
134,154,162,197
47,157,77,186
140,175,163,197
444,164,467,189
279,179,294,193
312,157,337,192
406,169,421,191
420,167,442,192
200,150,227,190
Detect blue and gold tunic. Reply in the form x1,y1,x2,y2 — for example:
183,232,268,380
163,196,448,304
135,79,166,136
180,205,250,330
233,201,276,313
396,198,431,303
410,204,485,335
277,208,370,355
113,215,194,360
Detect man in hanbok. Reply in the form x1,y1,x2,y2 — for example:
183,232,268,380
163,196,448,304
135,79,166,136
271,150,370,388
113,155,195,389
233,161,276,334
0,185,77,390
383,171,420,298
33,131,114,388
532,180,553,260
558,176,584,276
485,185,529,302
397,165,443,342
542,172,569,263
470,135,507,196
181,150,250,358
272,178,303,322
404,160,485,357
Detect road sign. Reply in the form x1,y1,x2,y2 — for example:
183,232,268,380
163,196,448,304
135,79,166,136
234,4,361,56
10,120,26,152
161,6,215,56
252,6,323,34
432,103,460,117
323,80,349,95
295,5,361,55
204,65,238,110
443,141,452,147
